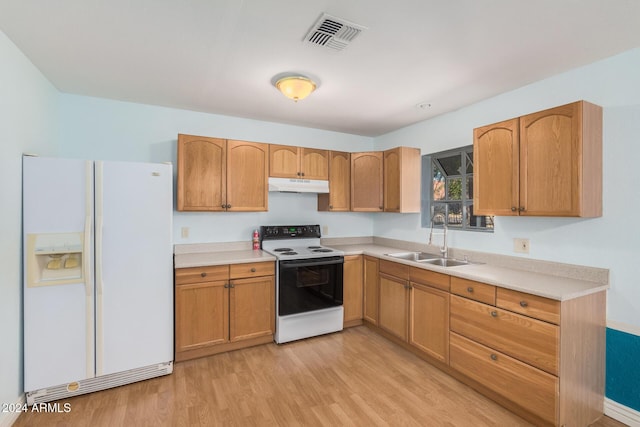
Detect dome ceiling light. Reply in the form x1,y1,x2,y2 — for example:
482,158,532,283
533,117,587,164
274,75,317,102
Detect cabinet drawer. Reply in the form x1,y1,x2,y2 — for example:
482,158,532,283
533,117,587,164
450,295,559,375
451,276,496,305
229,261,275,279
175,265,229,285
379,260,409,280
496,288,560,325
409,267,450,292
450,332,558,425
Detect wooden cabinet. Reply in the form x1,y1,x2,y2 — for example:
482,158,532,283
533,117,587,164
177,135,226,211
229,275,275,342
383,147,421,213
175,281,229,350
177,134,269,212
379,272,410,341
174,261,275,361
351,152,383,211
409,268,450,364
363,256,379,324
317,151,350,212
226,140,269,211
343,255,363,327
449,278,605,426
377,261,451,365
269,145,328,180
473,101,602,217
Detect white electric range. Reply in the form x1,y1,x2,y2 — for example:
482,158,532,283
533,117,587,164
260,225,344,343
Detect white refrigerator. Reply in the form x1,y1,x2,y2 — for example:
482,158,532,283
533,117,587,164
23,156,174,404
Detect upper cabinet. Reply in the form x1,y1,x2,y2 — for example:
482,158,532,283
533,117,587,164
177,134,268,212
474,101,602,217
269,145,329,180
351,152,384,212
318,151,351,212
226,140,269,212
383,147,421,213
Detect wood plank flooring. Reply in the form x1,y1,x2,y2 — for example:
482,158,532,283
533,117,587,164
15,326,625,426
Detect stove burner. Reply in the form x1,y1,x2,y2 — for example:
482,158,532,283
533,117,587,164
312,248,333,253
281,251,298,255
274,248,293,252
308,246,322,249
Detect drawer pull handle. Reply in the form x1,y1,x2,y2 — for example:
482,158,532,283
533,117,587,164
250,267,257,272
200,272,207,278
490,354,498,361
490,310,498,317
466,287,474,293
519,301,528,308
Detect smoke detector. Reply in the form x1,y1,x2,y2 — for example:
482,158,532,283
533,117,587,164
304,13,367,51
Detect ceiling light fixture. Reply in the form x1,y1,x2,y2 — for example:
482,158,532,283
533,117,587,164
274,75,317,102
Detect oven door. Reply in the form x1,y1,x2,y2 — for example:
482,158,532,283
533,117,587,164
278,256,344,316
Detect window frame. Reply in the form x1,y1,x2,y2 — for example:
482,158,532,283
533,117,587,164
421,145,493,232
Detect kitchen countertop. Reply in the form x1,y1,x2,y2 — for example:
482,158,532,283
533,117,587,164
174,247,276,269
174,240,608,301
328,243,609,302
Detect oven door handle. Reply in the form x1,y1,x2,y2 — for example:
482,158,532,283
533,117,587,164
279,257,344,269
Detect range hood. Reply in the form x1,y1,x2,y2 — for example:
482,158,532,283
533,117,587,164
268,177,329,193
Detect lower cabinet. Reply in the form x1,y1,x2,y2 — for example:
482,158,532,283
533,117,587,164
363,256,380,324
175,261,275,362
343,255,364,327
450,332,558,424
366,257,604,427
378,272,410,340
376,260,451,364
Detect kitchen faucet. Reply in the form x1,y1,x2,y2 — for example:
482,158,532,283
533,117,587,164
428,213,448,258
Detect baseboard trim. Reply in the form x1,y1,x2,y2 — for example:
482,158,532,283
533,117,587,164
605,398,640,427
0,394,26,427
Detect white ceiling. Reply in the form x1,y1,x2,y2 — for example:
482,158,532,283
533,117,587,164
1,0,639,137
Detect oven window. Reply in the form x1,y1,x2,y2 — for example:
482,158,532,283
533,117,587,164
278,258,343,316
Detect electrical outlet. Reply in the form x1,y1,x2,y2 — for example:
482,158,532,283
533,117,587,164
181,227,189,238
322,225,329,235
513,238,529,254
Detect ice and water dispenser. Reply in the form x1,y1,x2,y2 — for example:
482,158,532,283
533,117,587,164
26,232,85,287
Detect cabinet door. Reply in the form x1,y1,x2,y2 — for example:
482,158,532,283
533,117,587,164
227,140,269,211
343,255,363,326
384,147,420,213
351,152,383,211
410,283,449,363
473,118,519,216
378,273,409,341
520,101,597,216
177,134,226,211
269,145,299,178
229,276,274,342
175,280,229,353
363,256,379,324
318,150,350,211
301,148,329,180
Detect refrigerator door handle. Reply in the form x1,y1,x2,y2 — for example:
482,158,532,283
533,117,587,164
95,161,104,376
84,160,95,379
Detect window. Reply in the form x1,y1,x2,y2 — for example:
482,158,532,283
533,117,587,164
421,146,493,231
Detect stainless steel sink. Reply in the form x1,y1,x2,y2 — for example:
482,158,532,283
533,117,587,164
385,252,471,267
385,252,441,261
420,258,469,267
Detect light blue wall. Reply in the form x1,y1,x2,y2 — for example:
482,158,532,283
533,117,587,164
0,30,59,415
58,95,376,242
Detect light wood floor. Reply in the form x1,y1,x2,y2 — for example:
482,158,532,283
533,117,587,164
15,326,625,426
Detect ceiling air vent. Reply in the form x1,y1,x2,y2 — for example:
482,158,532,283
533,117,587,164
304,13,366,51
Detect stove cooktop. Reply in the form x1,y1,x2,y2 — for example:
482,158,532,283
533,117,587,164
259,224,344,260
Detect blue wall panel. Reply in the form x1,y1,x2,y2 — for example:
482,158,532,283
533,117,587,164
606,328,640,411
